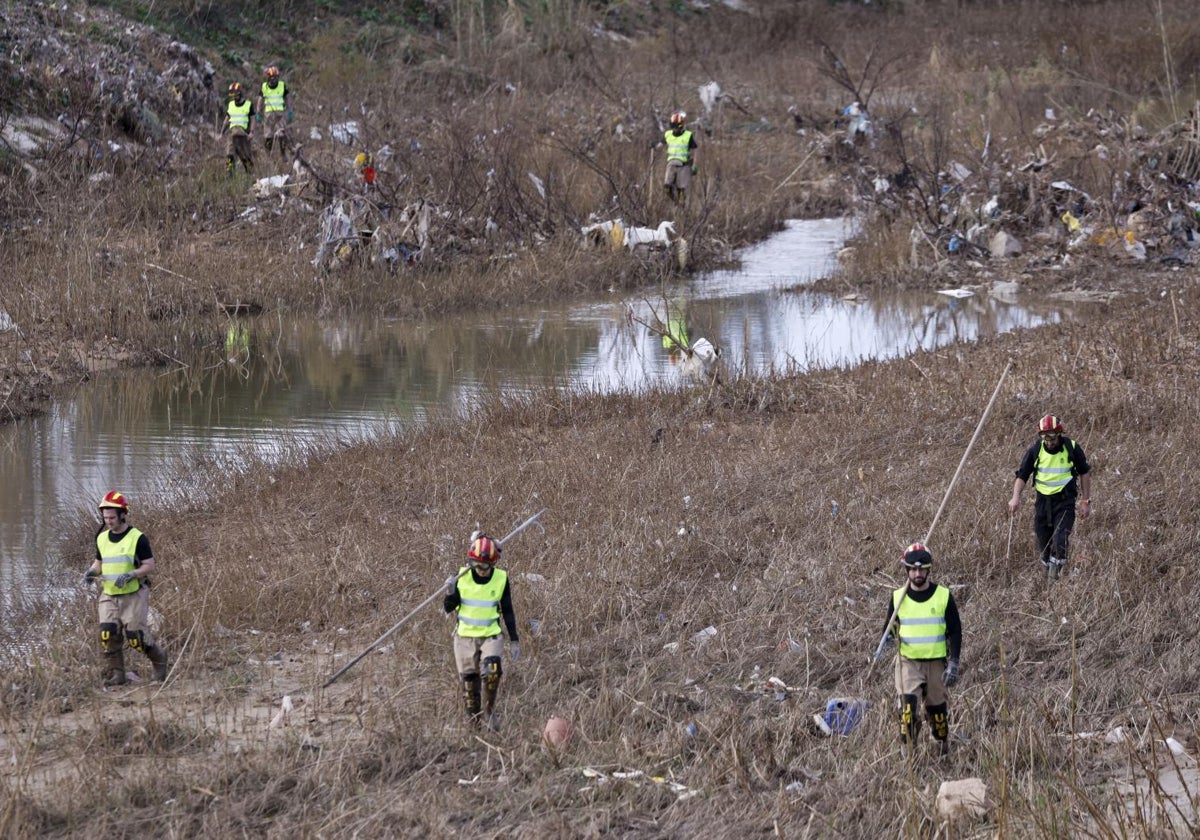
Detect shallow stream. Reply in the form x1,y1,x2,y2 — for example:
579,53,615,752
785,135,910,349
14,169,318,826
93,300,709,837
1,218,1096,604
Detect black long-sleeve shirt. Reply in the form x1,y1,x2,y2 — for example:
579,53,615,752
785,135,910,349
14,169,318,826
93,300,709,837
443,569,519,642
880,583,961,661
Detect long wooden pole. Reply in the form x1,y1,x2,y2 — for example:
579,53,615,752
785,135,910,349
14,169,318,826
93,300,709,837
869,360,1013,668
322,509,546,688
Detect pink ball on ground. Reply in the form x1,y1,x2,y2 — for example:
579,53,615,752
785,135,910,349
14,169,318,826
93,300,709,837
542,716,572,748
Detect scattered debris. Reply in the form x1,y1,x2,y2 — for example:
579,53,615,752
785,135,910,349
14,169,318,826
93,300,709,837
624,220,676,251
580,768,700,801
936,778,988,822
813,697,868,736
269,695,294,728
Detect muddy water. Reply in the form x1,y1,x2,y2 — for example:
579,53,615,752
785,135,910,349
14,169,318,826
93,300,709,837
1,218,1095,600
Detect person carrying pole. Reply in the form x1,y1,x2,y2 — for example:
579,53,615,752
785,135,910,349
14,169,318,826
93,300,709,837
875,543,961,756
443,532,521,729
1008,413,1092,580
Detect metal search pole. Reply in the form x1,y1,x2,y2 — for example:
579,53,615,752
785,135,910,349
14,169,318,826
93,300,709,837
322,509,547,689
869,360,1013,669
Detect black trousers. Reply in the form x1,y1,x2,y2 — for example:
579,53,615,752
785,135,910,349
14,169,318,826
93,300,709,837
1034,492,1076,563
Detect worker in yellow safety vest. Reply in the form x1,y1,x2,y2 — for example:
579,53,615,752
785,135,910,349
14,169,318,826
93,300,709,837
660,111,698,205
443,532,521,729
256,65,293,160
221,82,255,175
83,491,169,686
875,543,961,756
1009,413,1092,580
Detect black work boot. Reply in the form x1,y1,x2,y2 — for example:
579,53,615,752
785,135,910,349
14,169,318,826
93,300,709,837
146,644,169,682
899,694,920,753
482,676,502,731
927,703,950,756
103,649,127,686
461,674,482,724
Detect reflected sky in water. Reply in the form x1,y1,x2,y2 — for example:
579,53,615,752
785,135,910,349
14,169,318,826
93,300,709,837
2,218,1090,599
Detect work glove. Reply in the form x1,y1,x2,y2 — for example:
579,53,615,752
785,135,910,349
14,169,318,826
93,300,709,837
255,113,262,123
510,642,521,663
444,576,457,596
114,573,134,589
943,658,960,688
83,569,99,585
690,163,697,175
286,109,295,123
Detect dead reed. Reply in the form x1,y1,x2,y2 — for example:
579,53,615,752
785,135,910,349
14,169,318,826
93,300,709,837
0,282,1196,836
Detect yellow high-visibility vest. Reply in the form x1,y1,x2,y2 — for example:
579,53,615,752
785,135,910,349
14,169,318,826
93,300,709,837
261,80,286,112
97,527,142,596
227,99,252,131
665,129,692,163
454,567,507,638
893,585,948,659
1033,441,1075,496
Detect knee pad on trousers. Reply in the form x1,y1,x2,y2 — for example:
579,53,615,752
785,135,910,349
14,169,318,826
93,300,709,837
100,623,123,653
126,629,146,653
483,656,502,693
927,702,949,742
899,694,920,743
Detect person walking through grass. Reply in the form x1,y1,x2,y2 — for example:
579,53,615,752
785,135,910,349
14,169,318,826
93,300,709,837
660,111,697,206
1008,413,1092,580
83,491,169,687
256,65,293,162
221,82,255,175
443,532,521,729
876,543,961,756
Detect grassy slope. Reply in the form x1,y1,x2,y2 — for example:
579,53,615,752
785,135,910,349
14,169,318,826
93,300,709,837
2,1,1200,836
5,287,1200,836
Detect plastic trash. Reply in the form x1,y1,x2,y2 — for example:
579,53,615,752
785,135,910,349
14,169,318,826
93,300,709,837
691,626,718,642
821,698,866,736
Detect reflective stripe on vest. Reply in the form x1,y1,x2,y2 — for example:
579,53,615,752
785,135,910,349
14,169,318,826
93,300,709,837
1034,441,1074,496
455,566,506,637
261,80,286,112
665,129,692,163
893,585,949,659
227,99,252,131
97,527,142,596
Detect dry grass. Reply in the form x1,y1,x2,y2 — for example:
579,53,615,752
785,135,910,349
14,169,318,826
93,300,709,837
17,1,1200,382
4,1,1200,835
1,282,1198,836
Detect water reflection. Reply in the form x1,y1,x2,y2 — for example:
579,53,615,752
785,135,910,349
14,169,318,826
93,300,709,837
1,218,1095,603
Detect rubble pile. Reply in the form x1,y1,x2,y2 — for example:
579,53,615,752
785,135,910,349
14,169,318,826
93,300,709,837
848,106,1200,276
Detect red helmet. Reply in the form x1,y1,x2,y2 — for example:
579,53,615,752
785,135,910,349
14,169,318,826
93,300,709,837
98,490,129,512
900,543,932,568
1038,414,1064,435
265,65,280,79
669,111,686,128
468,535,500,563
228,81,243,97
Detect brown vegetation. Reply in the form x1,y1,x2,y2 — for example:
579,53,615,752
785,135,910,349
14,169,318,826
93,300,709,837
5,0,1196,421
4,286,1200,836
3,0,1200,836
